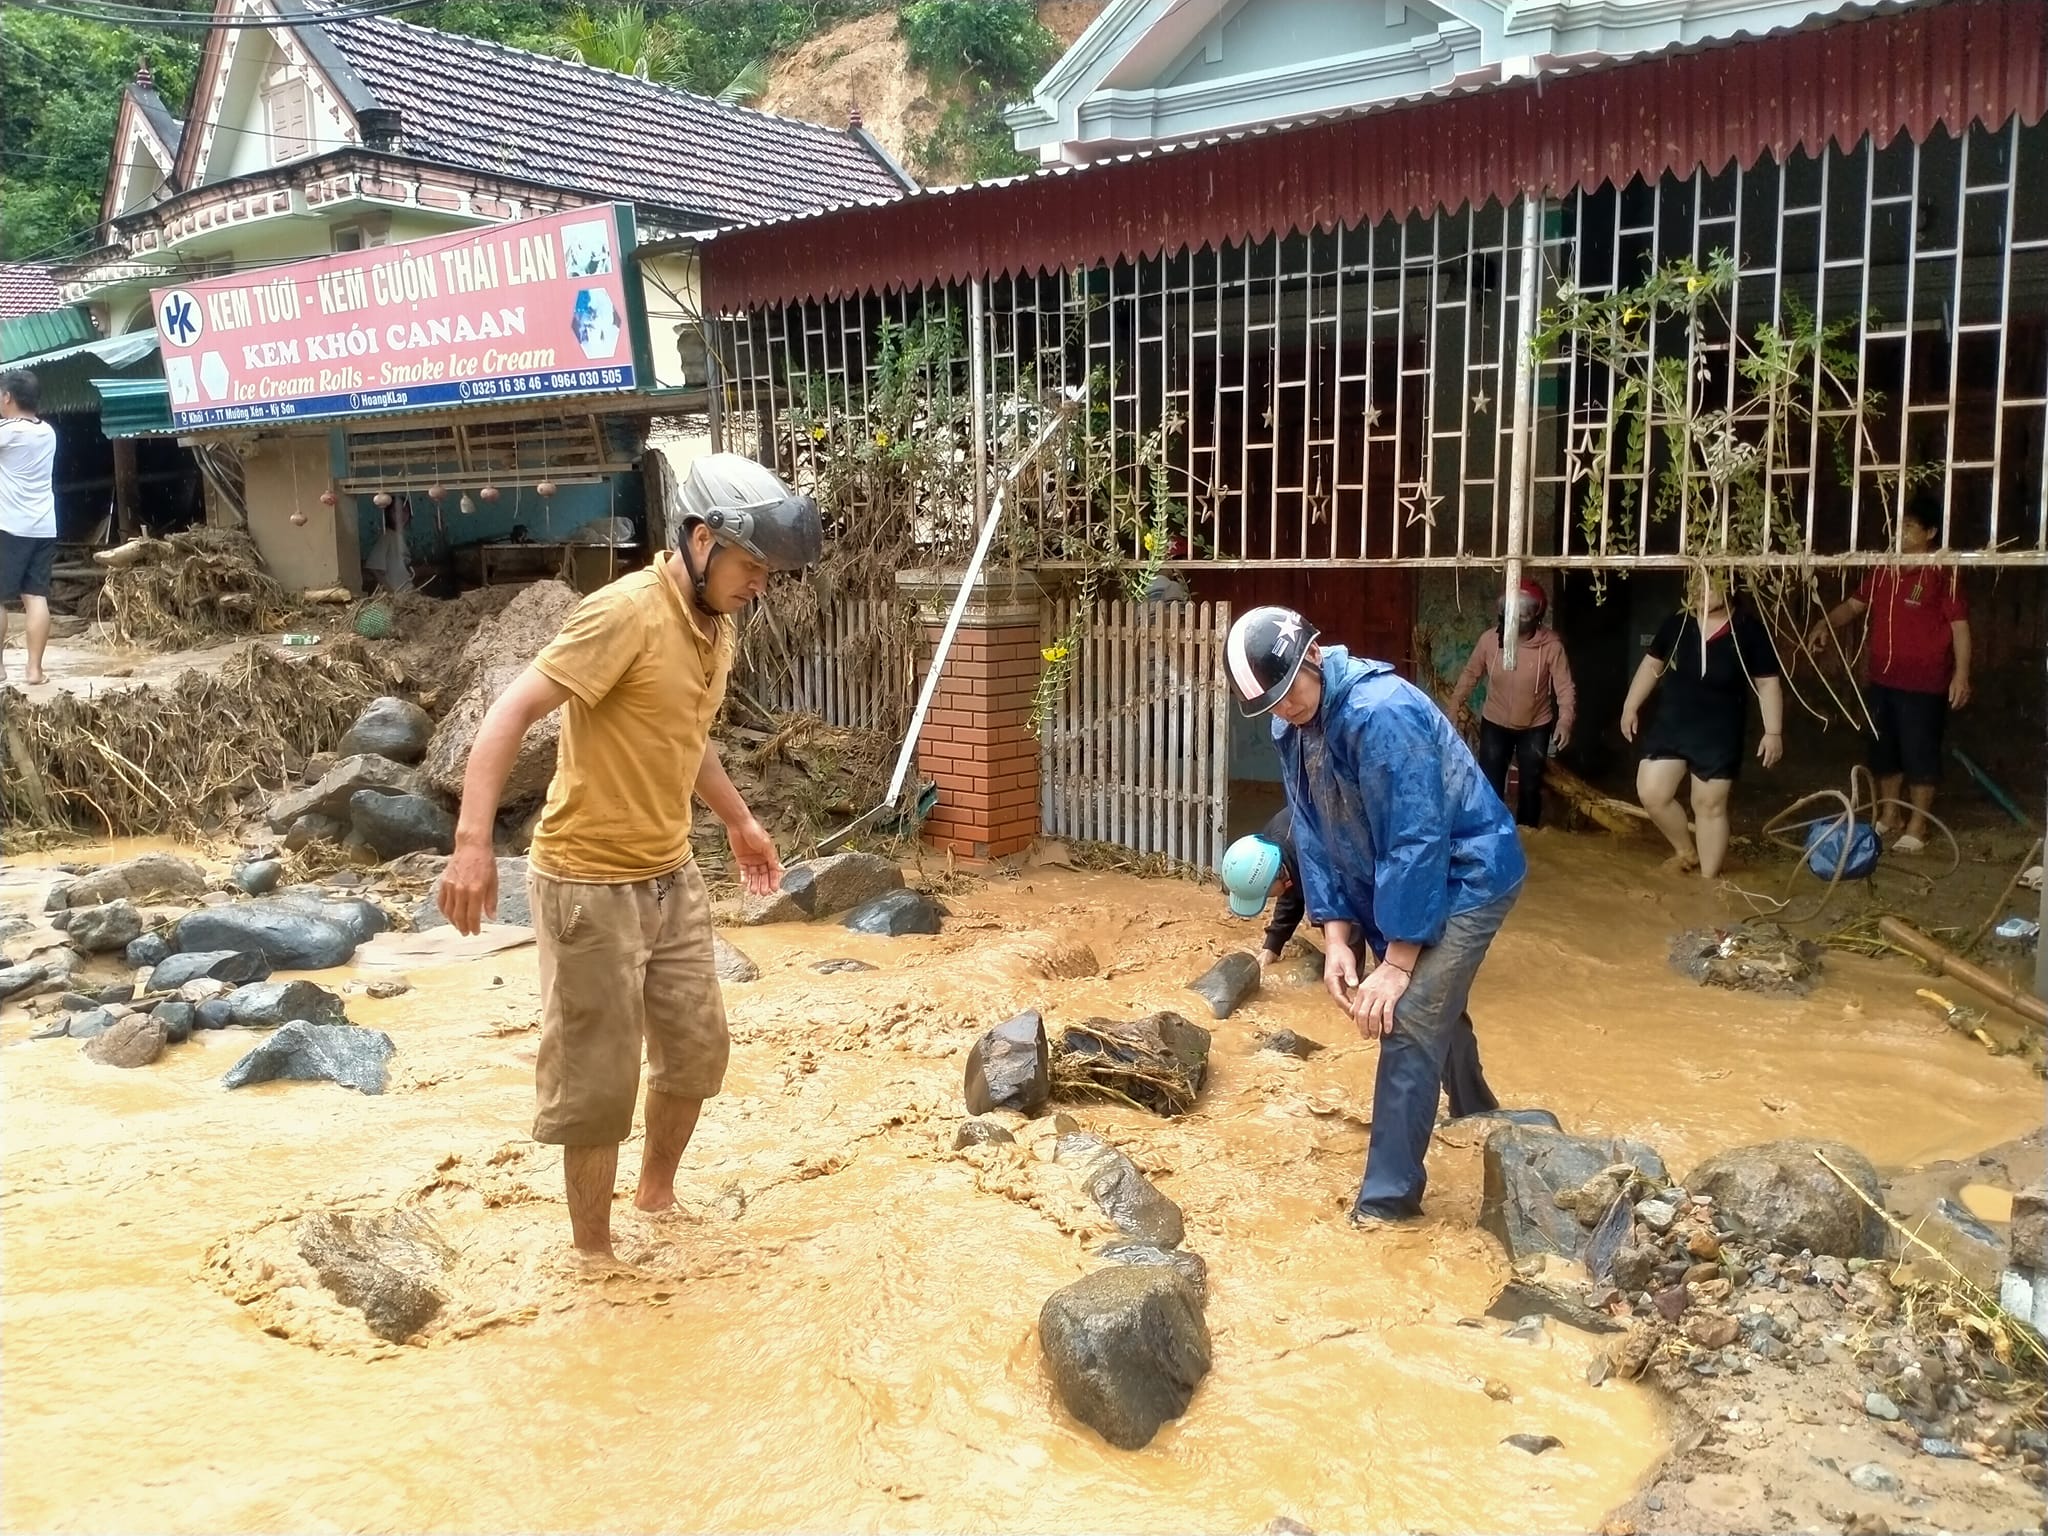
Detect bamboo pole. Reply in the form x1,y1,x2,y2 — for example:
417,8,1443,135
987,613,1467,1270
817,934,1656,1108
1543,759,1651,836
1877,915,2046,1026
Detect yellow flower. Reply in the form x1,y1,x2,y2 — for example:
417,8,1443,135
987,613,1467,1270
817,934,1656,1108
1686,277,1705,293
810,425,826,441
1621,306,1643,323
1041,643,1070,663
1143,531,1160,553
874,429,891,448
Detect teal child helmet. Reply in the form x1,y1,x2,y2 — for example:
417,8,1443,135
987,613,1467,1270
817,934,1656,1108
1221,834,1285,919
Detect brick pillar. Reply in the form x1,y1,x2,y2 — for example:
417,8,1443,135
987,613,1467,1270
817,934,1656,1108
898,570,1042,860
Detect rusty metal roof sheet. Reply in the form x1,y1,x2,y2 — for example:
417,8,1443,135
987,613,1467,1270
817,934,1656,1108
701,0,2046,312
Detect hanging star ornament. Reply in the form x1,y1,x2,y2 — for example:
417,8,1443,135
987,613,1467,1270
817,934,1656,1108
1363,405,1382,431
1399,481,1444,528
1470,388,1492,415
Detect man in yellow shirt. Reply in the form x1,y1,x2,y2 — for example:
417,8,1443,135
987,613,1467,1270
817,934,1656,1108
436,455,820,1257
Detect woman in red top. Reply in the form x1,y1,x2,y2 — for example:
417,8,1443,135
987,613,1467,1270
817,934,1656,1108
1806,499,1972,853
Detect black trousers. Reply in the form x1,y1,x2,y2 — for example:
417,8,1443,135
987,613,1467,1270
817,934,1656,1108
1441,1014,1500,1117
1478,718,1551,827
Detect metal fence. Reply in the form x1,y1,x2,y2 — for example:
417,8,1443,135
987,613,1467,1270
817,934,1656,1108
715,118,2048,569
1037,598,1233,869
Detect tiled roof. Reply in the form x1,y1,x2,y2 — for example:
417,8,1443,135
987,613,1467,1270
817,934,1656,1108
0,264,64,319
314,10,910,225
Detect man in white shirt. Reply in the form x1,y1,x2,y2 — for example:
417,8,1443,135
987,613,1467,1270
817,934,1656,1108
0,369,59,686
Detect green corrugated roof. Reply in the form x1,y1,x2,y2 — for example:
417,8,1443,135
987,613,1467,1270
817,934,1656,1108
93,377,175,438
0,306,97,364
8,330,161,415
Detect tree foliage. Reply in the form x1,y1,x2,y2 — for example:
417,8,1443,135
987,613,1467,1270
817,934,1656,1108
0,12,199,261
898,1,1054,184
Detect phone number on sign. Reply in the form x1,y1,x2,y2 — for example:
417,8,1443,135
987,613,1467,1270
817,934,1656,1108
460,367,627,400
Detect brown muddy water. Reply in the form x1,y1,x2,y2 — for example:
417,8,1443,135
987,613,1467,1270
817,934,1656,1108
2,834,2038,1534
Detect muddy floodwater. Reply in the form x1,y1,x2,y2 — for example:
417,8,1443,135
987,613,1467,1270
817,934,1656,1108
3,834,2039,1533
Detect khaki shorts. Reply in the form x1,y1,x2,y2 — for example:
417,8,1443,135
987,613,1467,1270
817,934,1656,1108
530,862,729,1145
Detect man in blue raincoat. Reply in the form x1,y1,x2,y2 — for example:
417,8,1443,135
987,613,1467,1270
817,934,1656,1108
1225,604,1527,1229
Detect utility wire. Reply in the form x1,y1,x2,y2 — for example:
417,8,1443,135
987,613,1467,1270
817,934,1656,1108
22,0,438,29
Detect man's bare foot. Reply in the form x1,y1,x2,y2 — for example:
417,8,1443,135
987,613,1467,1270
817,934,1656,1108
634,1186,676,1215
24,670,46,686
1661,849,1701,874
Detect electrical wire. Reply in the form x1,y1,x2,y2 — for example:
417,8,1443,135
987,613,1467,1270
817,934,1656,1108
23,0,439,28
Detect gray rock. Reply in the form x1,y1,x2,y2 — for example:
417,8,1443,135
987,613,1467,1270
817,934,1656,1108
1186,952,1260,1020
0,915,31,940
1039,1266,1210,1449
151,1001,195,1044
222,979,349,1029
953,1119,1017,1149
1458,1107,1565,1132
64,1007,118,1039
420,580,581,808
284,813,349,852
411,857,530,929
49,908,73,930
1058,1132,1186,1247
1865,1391,1901,1420
56,990,99,1011
64,900,144,954
741,851,903,924
1584,1192,1636,1287
294,1210,450,1343
0,961,56,1002
124,932,172,969
30,1017,70,1039
174,903,356,970
195,999,234,1031
349,790,457,861
1485,1278,1626,1335
1056,1012,1213,1118
177,977,233,1004
1684,1140,1885,1258
46,853,207,909
222,1020,394,1094
1846,1462,1900,1494
841,888,942,936
95,983,136,1005
148,949,272,991
267,753,427,833
234,859,283,896
1609,1245,1660,1294
1503,1433,1562,1455
82,1015,166,1068
810,958,875,975
963,1011,1051,1116
1256,1029,1324,1059
1478,1123,1670,1265
273,893,390,945
338,696,434,765
712,936,760,983
2011,1185,2047,1271
1890,1196,2006,1290
1635,1197,1678,1232
1099,1243,1209,1299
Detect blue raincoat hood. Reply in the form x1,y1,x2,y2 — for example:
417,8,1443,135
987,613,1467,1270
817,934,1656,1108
1273,646,1525,952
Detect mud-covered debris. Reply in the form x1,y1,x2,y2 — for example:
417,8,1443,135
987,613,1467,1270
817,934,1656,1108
1099,1243,1208,1300
1479,1123,1669,1264
952,1118,1015,1150
1257,1029,1324,1059
1058,1132,1186,1248
1053,1012,1212,1118
1668,921,1823,995
1186,952,1259,1020
1503,1432,1562,1455
295,1210,451,1343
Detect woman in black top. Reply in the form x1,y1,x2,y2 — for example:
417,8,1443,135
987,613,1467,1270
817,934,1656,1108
1621,573,1786,878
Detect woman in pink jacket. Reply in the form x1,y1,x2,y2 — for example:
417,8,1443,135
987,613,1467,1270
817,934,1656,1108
1447,580,1577,827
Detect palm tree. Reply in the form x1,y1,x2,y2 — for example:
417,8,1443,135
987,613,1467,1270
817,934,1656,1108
552,4,685,86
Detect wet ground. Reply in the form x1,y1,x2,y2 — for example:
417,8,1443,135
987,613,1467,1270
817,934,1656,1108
2,834,2041,1533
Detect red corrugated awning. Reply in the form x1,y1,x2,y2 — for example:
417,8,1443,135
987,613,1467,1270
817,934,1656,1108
702,0,2047,312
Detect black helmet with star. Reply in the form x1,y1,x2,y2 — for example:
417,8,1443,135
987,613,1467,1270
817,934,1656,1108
1226,605,1320,716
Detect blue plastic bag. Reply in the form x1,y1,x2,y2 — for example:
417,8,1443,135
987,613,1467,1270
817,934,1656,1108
1804,820,1882,881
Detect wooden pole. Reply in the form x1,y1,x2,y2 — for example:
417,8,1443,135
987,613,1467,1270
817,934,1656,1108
1543,759,1651,836
110,436,141,540
1877,915,2046,1026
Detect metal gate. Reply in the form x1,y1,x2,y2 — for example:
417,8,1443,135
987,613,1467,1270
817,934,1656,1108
1039,599,1233,869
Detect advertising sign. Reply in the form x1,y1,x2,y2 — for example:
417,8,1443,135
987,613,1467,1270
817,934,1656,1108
151,204,641,429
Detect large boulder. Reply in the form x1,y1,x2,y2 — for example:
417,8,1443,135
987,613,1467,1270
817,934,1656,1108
1684,1140,1885,1259
1055,1013,1212,1118
1099,1244,1209,1300
963,1010,1051,1116
151,1000,195,1044
46,853,207,910
412,857,531,930
421,581,582,808
1039,1266,1211,1450
174,903,356,971
148,949,272,991
295,1210,450,1343
64,900,144,955
273,893,391,946
267,753,428,833
1058,1132,1187,1247
349,790,456,861
337,696,434,765
741,851,904,924
82,1014,166,1068
841,888,942,937
222,1020,394,1094
1478,1123,1670,1265
1186,952,1260,1020
220,979,349,1029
